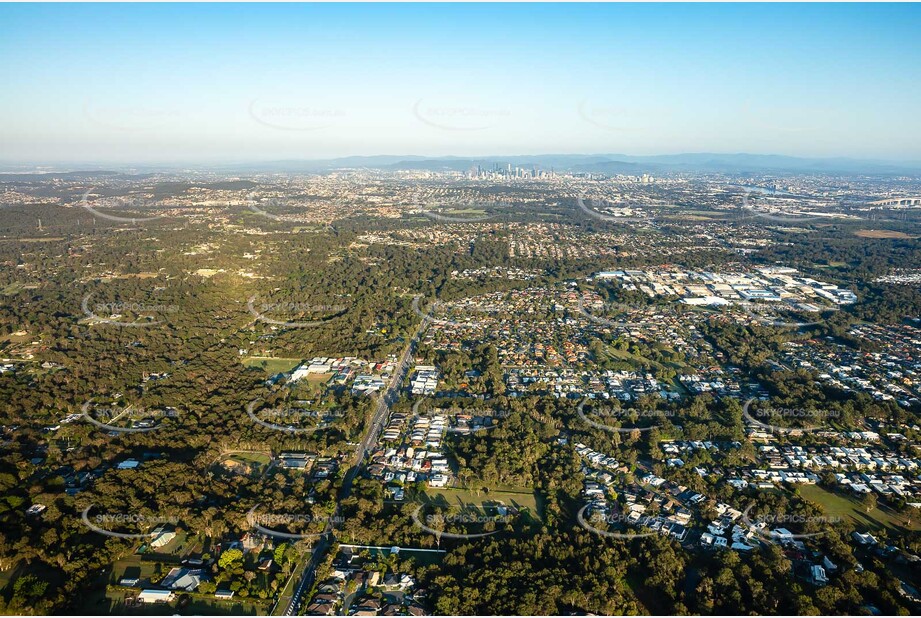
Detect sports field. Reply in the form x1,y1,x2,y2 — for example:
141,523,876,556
798,484,920,532
242,357,302,374
422,485,539,515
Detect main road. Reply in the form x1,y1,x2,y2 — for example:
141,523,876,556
283,298,429,615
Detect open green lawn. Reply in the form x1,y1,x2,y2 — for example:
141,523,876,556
103,588,268,615
143,530,195,558
229,452,272,467
241,357,301,375
602,343,687,372
422,485,539,516
271,551,311,616
1,283,28,296
798,484,921,533
219,452,272,476
103,556,270,615
111,556,159,582
660,212,724,221
287,374,333,397
0,561,22,593
342,544,445,567
602,345,648,363
438,208,487,215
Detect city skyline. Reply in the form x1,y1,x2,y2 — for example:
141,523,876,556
2,3,921,164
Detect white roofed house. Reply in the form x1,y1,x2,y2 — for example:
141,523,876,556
149,525,176,549
307,360,334,373
352,375,385,396
117,458,141,470
289,364,311,382
771,528,794,543
137,589,175,604
811,564,829,586
411,366,439,395
160,567,205,591
25,504,47,516
852,531,879,546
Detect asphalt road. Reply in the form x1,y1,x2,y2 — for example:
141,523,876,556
284,308,428,615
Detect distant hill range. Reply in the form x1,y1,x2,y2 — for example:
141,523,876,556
223,153,921,176
4,153,920,177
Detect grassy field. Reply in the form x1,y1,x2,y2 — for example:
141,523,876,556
229,452,272,467
422,485,539,515
798,484,921,533
0,237,65,243
1,283,30,296
103,588,268,615
602,343,688,373
287,375,333,397
241,357,302,374
271,550,312,616
142,530,198,558
220,452,272,476
428,208,487,215
270,570,298,616
101,555,270,615
663,213,718,221
854,229,917,239
602,345,648,363
0,561,22,594
111,556,160,582
658,207,730,219
342,545,445,566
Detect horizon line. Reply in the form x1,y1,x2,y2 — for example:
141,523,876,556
2,150,921,171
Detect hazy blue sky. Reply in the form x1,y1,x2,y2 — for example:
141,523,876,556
1,3,920,164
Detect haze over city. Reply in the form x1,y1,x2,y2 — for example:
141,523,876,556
1,3,921,165
2,3,921,618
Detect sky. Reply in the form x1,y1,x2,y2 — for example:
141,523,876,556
1,3,920,165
